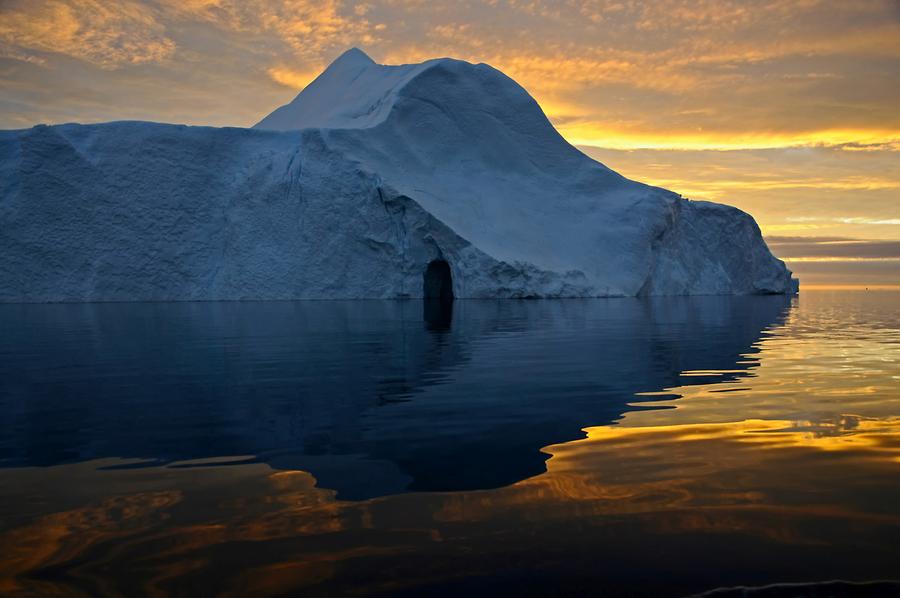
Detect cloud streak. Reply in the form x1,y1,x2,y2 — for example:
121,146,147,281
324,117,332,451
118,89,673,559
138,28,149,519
766,237,900,259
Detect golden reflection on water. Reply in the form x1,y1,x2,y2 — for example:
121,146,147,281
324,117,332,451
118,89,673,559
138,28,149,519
1,292,899,595
2,415,899,595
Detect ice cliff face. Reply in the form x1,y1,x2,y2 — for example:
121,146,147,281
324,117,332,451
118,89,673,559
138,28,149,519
0,48,795,301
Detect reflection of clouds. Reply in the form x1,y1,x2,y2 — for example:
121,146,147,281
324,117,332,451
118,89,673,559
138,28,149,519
2,414,900,594
0,288,896,595
614,291,900,426
749,416,900,453
546,418,900,487
1,296,896,594
0,291,896,590
0,488,181,594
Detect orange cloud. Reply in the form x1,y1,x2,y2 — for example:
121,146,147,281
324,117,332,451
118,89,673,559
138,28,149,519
266,66,319,89
565,127,900,151
160,0,383,59
0,0,175,69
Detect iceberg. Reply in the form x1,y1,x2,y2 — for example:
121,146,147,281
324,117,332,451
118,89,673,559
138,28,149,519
0,48,795,301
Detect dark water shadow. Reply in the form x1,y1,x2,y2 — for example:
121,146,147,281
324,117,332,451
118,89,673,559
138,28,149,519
0,295,792,499
423,297,453,331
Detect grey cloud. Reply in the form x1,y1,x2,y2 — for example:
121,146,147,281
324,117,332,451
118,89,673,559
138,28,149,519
766,237,900,259
786,259,900,286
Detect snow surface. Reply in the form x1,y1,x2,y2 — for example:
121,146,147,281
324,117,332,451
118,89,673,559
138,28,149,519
0,48,795,301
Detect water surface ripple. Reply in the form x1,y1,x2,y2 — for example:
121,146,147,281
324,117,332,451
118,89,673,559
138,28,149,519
0,291,897,596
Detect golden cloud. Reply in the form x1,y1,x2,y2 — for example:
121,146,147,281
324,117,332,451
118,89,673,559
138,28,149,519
266,66,320,89
0,0,175,69
565,127,900,151
160,0,382,59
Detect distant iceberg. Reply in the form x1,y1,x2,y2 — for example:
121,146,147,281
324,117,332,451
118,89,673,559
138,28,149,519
0,48,796,301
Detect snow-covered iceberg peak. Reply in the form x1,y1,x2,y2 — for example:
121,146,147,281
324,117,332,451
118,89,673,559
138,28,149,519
254,47,425,131
253,48,594,177
0,49,796,302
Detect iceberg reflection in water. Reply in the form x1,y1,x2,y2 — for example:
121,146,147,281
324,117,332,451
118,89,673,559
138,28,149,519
1,292,899,596
0,296,788,498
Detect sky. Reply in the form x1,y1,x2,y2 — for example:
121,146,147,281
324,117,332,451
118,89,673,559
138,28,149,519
1,0,898,286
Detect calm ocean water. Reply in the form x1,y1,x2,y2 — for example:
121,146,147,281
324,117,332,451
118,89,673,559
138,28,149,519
0,291,898,596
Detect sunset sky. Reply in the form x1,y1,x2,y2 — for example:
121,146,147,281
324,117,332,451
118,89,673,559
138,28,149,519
1,0,898,286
